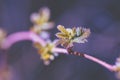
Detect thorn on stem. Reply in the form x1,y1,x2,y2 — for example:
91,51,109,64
67,47,84,57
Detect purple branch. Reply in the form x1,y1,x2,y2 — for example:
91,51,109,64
1,31,46,49
52,48,68,54
1,31,116,72
52,48,116,71
84,54,116,71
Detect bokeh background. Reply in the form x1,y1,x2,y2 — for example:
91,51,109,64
0,0,120,80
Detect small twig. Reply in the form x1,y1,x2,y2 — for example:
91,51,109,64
53,47,116,72
52,47,68,54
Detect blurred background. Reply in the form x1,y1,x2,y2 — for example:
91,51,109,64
0,0,120,80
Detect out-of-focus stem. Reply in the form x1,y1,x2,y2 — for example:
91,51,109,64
0,31,116,72
1,31,46,49
52,48,68,54
0,53,7,71
52,48,116,72
0,51,10,80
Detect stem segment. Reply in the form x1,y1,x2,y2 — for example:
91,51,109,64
52,47,116,72
1,31,46,49
84,54,115,71
1,31,116,72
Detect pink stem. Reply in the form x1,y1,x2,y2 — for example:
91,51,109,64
1,31,46,49
0,31,116,71
52,48,116,71
84,54,115,71
52,48,68,54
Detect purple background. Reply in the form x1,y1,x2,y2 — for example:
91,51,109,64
0,0,120,80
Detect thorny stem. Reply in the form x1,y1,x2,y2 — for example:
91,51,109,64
1,31,116,72
52,47,116,71
67,47,116,72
